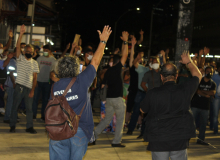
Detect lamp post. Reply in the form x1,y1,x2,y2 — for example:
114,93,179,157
112,8,140,51
29,0,36,44
147,0,164,59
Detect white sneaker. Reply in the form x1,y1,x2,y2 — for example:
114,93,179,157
0,108,5,113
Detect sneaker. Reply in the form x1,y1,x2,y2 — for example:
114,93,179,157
137,124,142,131
111,143,126,147
137,134,143,139
126,130,133,135
17,116,21,122
40,117,45,122
197,139,209,145
0,108,5,113
26,127,37,134
33,116,37,121
10,126,15,133
3,120,10,123
21,110,26,116
124,122,128,129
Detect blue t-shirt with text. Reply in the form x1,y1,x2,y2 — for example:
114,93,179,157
51,64,96,139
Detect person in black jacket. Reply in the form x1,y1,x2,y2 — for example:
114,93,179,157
140,51,202,160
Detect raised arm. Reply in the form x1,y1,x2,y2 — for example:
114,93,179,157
69,42,77,56
137,29,144,45
3,30,13,51
160,50,166,65
3,53,13,67
120,31,129,66
179,51,202,82
129,37,137,67
60,43,70,58
16,25,26,58
90,26,112,71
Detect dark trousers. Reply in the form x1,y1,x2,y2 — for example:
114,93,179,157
10,84,33,128
32,82,51,118
210,98,220,133
128,90,146,132
0,87,5,108
126,89,138,113
191,107,209,141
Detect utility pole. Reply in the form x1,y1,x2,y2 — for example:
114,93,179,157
147,0,164,59
29,0,36,44
174,0,195,65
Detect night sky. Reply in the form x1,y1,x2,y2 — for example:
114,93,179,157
54,0,177,52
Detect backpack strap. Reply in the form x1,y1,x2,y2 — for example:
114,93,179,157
63,77,77,97
79,103,86,117
51,83,55,99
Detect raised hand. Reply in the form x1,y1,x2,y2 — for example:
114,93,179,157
114,48,120,54
139,29,144,35
179,50,192,64
204,47,210,55
20,24,26,35
131,37,137,46
72,42,77,48
120,31,129,42
7,53,13,59
66,43,70,50
97,25,112,42
9,29,13,38
199,49,204,56
160,50,165,56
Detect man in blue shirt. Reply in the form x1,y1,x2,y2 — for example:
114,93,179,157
4,48,17,123
0,53,13,116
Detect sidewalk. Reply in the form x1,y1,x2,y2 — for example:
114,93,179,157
0,111,219,160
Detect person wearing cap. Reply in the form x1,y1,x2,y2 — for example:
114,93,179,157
32,44,56,121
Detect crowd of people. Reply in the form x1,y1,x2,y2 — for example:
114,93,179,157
0,24,219,160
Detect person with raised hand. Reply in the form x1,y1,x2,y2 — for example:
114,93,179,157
140,51,202,160
94,31,129,148
48,25,112,160
10,24,39,134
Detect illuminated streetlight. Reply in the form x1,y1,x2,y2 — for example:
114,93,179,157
136,8,140,10
105,47,108,50
139,44,142,47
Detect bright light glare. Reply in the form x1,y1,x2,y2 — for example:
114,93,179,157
47,39,50,42
136,8,140,10
105,47,108,50
139,44,142,47
32,23,35,26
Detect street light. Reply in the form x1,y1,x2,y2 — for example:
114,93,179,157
147,0,165,59
112,8,140,51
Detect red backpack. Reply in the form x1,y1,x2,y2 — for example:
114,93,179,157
45,77,85,140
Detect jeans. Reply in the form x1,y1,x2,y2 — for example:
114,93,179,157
32,82,51,118
4,87,14,120
95,97,126,144
0,87,5,108
210,98,220,133
191,107,209,141
10,84,33,129
128,90,146,132
152,149,188,160
49,127,89,160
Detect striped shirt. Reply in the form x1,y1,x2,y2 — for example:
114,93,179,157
16,55,39,89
